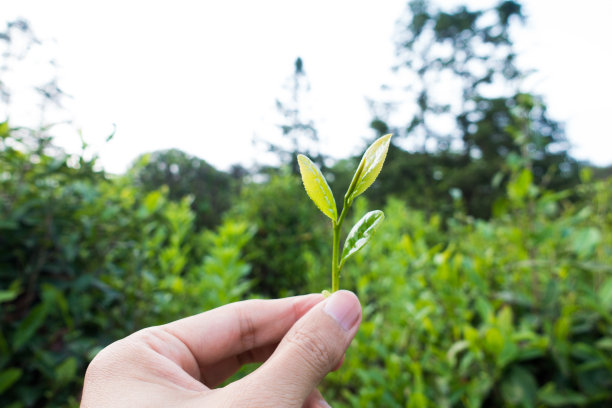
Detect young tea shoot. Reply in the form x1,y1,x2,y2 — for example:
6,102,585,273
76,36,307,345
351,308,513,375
297,134,392,294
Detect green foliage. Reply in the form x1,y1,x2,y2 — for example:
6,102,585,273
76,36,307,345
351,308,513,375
229,171,329,297
331,146,467,217
129,148,239,229
319,173,612,407
2,120,610,407
367,0,579,219
0,124,253,407
1,2,609,406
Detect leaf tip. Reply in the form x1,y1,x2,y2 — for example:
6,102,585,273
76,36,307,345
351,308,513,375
349,134,393,199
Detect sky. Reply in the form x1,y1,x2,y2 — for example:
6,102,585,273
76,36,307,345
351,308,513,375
3,0,611,173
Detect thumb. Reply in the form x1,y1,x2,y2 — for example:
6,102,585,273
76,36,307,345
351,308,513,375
235,290,361,406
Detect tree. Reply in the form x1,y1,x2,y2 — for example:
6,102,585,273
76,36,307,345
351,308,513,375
129,149,238,229
368,0,579,217
262,57,323,175
0,19,66,124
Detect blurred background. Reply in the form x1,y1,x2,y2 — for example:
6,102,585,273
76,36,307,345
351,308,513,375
1,1,611,407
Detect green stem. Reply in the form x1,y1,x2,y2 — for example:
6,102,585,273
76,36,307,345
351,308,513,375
332,222,340,292
331,197,352,292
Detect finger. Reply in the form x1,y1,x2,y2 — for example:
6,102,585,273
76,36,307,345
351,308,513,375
236,290,361,405
160,294,324,369
205,338,337,389
302,388,331,408
199,342,279,387
332,354,345,371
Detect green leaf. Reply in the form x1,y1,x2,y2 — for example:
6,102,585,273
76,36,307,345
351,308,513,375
572,227,602,258
538,383,588,406
447,340,469,366
55,357,78,386
341,210,384,265
595,337,612,351
0,290,18,304
484,327,504,356
0,121,9,138
297,154,337,221
12,303,48,351
598,277,612,309
0,368,22,395
346,134,392,201
508,168,533,201
500,365,537,408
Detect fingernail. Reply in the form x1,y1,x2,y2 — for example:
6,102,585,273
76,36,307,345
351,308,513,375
318,399,332,408
323,290,360,331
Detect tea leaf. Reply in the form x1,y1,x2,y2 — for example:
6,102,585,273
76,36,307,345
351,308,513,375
500,366,537,407
0,368,22,395
347,134,391,201
341,210,384,264
0,289,18,304
297,154,337,221
13,303,48,351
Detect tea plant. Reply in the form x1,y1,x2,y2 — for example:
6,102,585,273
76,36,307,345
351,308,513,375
297,134,392,293
0,123,254,407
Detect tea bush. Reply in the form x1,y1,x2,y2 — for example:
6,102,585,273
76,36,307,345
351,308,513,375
2,122,611,407
129,148,239,230
0,124,253,407
320,174,612,406
229,171,330,297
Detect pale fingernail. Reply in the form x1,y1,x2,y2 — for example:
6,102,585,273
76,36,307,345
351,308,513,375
318,399,331,408
323,290,360,331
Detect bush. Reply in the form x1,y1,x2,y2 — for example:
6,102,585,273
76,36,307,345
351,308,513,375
229,170,330,297
0,124,253,407
3,121,610,407
129,149,239,230
320,174,612,407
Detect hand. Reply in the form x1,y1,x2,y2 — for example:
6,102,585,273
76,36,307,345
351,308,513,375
81,290,361,407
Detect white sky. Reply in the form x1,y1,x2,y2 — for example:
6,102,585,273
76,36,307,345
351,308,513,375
3,0,611,173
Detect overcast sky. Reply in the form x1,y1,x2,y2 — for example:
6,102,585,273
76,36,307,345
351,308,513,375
3,0,611,173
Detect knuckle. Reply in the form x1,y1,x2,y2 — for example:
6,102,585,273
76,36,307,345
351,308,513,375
87,327,157,377
132,327,165,351
85,340,122,380
236,306,257,351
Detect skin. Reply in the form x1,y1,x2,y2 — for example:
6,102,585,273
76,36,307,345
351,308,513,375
81,290,362,407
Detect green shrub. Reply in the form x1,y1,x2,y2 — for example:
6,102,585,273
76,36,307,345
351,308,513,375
0,124,253,407
229,171,330,296
2,121,610,407
321,175,612,407
129,149,239,230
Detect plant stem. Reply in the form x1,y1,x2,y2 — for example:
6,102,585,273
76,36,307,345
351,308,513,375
332,222,340,292
331,197,351,292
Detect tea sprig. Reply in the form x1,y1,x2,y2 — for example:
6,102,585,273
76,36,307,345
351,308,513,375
298,134,392,293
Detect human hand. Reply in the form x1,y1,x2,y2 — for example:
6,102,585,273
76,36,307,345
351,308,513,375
81,290,361,407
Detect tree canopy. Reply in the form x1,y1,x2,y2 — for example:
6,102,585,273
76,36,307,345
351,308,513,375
361,0,579,218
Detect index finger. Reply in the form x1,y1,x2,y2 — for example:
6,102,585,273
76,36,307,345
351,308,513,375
160,294,324,367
